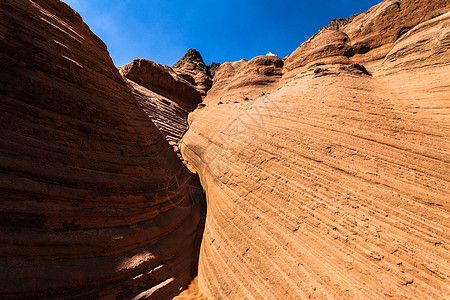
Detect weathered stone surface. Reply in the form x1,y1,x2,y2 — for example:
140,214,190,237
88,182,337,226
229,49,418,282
283,30,354,73
2,0,450,299
120,49,217,160
0,0,204,298
181,1,450,299
342,0,450,65
120,58,202,111
284,0,450,75
205,55,284,104
126,78,190,158
172,49,215,97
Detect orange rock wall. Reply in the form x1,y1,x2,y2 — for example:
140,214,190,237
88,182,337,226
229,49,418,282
0,0,204,298
181,1,450,299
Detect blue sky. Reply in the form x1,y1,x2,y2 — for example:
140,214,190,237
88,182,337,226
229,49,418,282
64,0,381,67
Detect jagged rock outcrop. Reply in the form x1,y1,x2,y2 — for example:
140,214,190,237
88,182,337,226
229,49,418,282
320,14,361,32
207,62,221,78
0,0,205,298
181,0,450,299
172,49,219,97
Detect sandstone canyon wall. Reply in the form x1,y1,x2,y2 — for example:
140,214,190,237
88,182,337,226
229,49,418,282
181,0,450,299
119,49,216,159
1,0,449,299
0,0,205,298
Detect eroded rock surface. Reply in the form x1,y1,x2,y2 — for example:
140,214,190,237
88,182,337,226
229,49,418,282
172,49,216,97
181,1,450,299
126,78,190,159
120,58,202,111
1,0,449,299
0,0,205,298
205,55,284,104
120,49,217,159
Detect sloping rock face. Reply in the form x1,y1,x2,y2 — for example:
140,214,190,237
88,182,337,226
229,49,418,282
284,30,354,74
0,0,205,298
284,0,450,74
204,55,283,104
120,49,216,159
120,59,202,111
181,0,450,299
342,0,449,64
126,78,190,158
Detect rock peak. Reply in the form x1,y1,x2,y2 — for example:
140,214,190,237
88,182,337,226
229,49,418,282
173,48,207,71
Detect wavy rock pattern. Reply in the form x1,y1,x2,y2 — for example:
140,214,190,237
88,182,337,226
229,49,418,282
0,0,204,298
342,0,449,63
181,2,450,299
120,59,202,111
205,55,283,104
126,78,189,157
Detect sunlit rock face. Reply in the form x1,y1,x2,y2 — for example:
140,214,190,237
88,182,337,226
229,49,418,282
0,0,205,298
120,58,203,112
181,0,450,298
204,55,284,105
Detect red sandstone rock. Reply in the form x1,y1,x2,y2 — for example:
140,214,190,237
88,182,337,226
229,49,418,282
204,55,284,104
119,58,203,111
181,1,450,299
284,30,353,72
284,0,450,75
126,78,190,159
172,49,214,97
343,0,449,63
0,0,204,298
2,0,450,299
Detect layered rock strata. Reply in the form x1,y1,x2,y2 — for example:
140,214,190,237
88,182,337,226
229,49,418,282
284,0,450,73
204,55,284,104
181,1,450,299
0,0,205,298
126,78,190,157
120,59,202,112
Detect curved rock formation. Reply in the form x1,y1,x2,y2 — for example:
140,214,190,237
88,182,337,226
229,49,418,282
2,0,449,298
284,30,354,73
205,55,283,104
285,0,450,75
181,1,450,299
120,49,217,160
120,58,203,111
342,0,449,63
0,0,204,298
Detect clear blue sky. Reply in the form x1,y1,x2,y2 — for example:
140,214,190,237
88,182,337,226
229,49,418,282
64,0,381,67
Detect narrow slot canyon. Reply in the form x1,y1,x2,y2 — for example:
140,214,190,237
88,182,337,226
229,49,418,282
1,0,449,299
